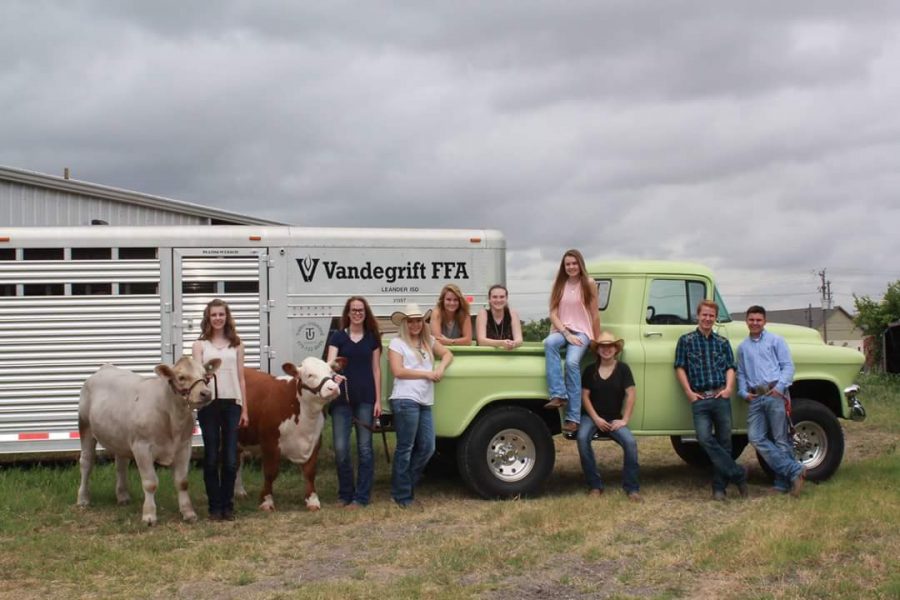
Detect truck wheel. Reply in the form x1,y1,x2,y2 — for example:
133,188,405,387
457,406,555,499
755,398,844,482
670,435,748,467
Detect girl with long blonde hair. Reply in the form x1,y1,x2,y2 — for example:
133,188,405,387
387,303,453,507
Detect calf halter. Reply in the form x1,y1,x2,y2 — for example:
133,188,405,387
300,374,338,395
169,374,214,403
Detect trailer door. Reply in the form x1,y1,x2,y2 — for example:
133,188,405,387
171,249,270,371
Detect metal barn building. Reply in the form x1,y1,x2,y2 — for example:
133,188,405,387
0,164,285,227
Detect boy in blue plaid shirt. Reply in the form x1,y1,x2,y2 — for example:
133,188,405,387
674,300,748,500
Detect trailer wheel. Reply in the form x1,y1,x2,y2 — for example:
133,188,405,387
755,398,844,482
457,406,554,499
670,435,748,467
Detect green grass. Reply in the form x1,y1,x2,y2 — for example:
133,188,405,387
857,372,900,433
0,373,897,599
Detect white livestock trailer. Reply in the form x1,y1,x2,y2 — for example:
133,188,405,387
0,225,505,455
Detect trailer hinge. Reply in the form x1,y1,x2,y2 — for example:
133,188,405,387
264,346,276,359
262,254,276,268
262,300,275,312
163,302,172,313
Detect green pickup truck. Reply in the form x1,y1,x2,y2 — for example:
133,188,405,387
384,260,866,499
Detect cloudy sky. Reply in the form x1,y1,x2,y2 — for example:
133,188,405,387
2,1,898,319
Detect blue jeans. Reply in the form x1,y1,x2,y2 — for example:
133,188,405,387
748,394,803,490
544,330,591,424
198,399,242,514
576,414,640,493
390,398,435,506
691,397,746,492
331,402,375,506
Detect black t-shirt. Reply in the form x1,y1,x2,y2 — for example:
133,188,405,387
581,361,635,421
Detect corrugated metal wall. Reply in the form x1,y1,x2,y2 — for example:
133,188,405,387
0,258,163,451
0,180,210,226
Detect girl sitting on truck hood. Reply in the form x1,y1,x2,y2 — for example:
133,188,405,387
543,249,602,434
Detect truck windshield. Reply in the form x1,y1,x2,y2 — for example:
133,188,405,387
714,288,732,323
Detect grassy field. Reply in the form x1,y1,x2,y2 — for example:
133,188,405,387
0,374,897,599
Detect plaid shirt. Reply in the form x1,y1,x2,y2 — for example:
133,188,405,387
674,329,735,392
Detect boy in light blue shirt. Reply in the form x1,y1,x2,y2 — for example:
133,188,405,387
737,305,805,496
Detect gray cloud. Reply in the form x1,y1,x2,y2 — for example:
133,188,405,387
2,1,899,320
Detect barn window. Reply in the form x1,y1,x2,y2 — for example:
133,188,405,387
23,248,64,260
72,248,112,260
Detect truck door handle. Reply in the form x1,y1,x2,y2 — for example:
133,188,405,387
643,331,663,338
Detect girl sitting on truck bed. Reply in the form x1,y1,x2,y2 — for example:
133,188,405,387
543,249,602,434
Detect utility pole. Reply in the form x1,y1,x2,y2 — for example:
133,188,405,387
818,269,832,343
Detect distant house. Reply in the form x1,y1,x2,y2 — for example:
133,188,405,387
729,306,863,352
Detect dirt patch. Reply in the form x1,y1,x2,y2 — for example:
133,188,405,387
172,539,365,599
482,557,658,599
842,427,898,464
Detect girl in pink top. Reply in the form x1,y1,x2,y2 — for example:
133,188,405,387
543,250,601,433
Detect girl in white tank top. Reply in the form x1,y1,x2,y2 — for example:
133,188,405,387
192,299,248,521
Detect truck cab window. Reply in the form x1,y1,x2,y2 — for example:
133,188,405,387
645,279,707,325
596,279,611,310
713,288,732,322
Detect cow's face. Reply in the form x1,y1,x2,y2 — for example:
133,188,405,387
156,357,221,409
283,357,345,405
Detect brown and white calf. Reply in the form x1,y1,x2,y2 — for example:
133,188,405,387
236,357,345,511
76,357,220,525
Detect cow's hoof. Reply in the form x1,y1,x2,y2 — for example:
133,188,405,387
259,494,275,512
304,493,321,511
76,499,90,508
142,516,157,526
116,496,131,506
235,489,248,499
182,512,198,523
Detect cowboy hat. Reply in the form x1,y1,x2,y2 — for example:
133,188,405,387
390,303,433,326
589,330,625,354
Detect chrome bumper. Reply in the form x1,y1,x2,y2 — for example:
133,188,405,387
844,384,866,422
